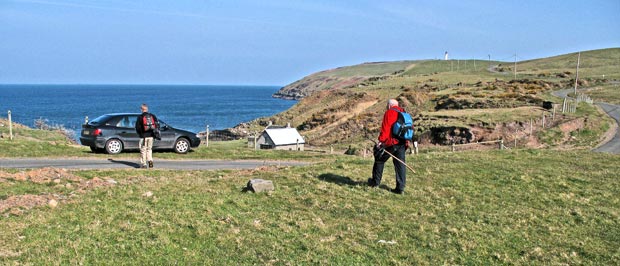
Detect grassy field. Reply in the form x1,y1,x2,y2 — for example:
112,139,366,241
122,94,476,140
0,123,88,157
1,140,619,264
583,83,620,105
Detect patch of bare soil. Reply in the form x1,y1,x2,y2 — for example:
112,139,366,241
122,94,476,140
558,118,586,142
9,167,83,183
0,195,53,216
0,168,117,217
234,165,282,176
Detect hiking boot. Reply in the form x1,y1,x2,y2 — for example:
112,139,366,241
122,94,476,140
367,178,378,187
148,161,154,168
390,188,404,195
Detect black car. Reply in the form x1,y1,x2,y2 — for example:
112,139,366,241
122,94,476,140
80,113,200,154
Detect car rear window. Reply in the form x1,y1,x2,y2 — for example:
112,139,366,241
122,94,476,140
89,115,112,125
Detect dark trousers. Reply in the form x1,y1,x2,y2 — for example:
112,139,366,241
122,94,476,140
371,144,406,191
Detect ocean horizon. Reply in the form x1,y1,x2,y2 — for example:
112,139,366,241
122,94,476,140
0,84,296,137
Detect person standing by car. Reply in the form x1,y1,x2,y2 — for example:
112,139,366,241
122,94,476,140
135,104,159,169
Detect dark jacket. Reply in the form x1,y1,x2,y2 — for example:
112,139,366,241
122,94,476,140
135,112,159,138
378,106,405,147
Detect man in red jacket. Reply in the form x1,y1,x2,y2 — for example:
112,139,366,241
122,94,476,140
368,99,407,194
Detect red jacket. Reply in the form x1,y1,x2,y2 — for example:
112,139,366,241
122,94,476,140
378,106,405,147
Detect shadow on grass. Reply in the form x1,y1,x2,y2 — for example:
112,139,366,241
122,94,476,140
317,173,366,186
317,173,392,191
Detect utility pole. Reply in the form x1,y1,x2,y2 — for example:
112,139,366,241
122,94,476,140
574,51,581,96
514,53,517,80
488,54,491,69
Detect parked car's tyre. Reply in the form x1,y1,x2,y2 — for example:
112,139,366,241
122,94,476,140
174,138,190,154
105,138,123,154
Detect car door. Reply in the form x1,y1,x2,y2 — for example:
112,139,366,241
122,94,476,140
116,115,140,149
154,120,176,149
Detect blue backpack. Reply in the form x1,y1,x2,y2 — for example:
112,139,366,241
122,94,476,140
391,108,414,140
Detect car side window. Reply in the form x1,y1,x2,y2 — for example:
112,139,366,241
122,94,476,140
116,116,135,128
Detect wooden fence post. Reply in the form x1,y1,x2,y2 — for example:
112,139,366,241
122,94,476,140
206,125,210,147
562,98,567,113
514,132,517,148
8,110,13,140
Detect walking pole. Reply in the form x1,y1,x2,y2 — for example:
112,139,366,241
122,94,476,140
368,138,416,173
380,148,416,174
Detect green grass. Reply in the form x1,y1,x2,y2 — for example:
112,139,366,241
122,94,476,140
421,106,545,126
156,140,335,161
0,126,90,157
517,48,620,80
1,149,619,265
319,61,416,77
583,83,620,105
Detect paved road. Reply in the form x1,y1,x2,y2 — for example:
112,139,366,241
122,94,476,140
0,158,309,170
552,89,620,154
551,88,572,99
594,103,620,154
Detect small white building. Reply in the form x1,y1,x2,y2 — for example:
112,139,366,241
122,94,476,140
255,127,305,151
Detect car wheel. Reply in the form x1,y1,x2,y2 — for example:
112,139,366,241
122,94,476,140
174,138,190,154
105,138,123,154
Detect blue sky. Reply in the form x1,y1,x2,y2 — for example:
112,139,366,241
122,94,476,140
1,0,618,85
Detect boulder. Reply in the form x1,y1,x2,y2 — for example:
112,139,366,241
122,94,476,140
246,179,274,193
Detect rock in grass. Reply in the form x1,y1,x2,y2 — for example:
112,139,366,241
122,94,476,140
48,199,58,208
246,179,274,193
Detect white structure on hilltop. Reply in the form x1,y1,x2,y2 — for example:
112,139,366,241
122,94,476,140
444,51,449,60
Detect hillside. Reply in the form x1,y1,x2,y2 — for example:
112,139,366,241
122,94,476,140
236,48,620,150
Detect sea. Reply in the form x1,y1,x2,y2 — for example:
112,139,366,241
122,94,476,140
0,84,296,137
